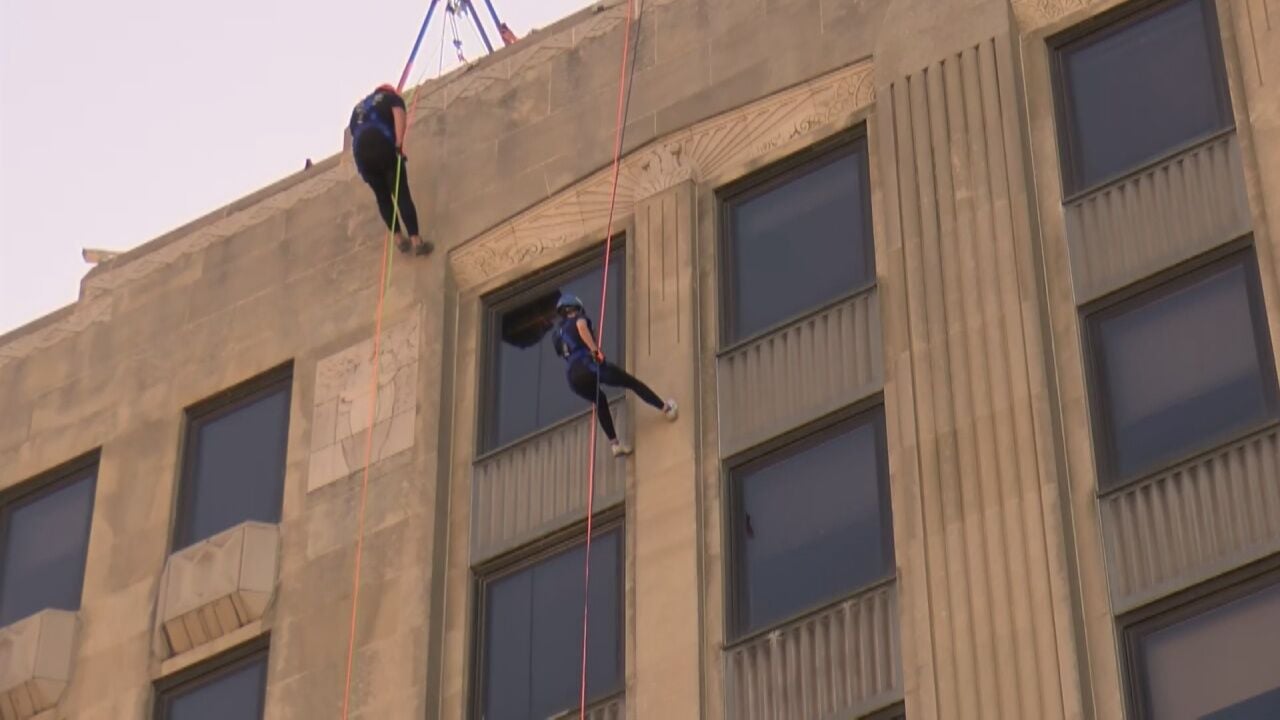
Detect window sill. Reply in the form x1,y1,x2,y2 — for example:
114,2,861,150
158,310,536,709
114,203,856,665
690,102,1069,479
546,690,625,720
723,573,896,650
1097,418,1280,500
155,618,267,680
718,281,878,358
1062,126,1236,205
475,395,625,464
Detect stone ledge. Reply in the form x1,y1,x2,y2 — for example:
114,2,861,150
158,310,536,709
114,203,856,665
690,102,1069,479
0,609,78,720
156,619,266,680
156,522,280,657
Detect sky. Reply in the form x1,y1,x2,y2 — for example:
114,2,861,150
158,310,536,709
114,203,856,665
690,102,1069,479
0,0,596,334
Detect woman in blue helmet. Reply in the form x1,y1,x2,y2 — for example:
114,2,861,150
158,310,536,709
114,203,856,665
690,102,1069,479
553,294,677,456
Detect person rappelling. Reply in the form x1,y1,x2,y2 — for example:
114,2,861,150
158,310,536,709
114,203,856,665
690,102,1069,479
348,84,432,256
552,294,677,457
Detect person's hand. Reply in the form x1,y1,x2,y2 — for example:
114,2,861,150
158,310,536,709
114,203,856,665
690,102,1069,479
397,145,408,160
593,349,605,363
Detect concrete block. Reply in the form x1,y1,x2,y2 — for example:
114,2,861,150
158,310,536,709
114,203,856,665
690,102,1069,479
156,521,280,657
0,610,77,720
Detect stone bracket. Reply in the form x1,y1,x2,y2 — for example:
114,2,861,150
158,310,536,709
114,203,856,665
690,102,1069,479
0,609,78,720
156,521,280,658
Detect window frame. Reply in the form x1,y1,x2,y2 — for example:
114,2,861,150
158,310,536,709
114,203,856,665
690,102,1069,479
477,240,627,456
723,400,895,643
153,635,270,720
717,129,876,349
1049,0,1234,198
468,510,626,720
863,702,907,720
0,451,99,626
1082,242,1280,493
172,363,293,551
1119,554,1280,720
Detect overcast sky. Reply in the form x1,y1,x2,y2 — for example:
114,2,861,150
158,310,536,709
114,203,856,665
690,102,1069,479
0,0,596,334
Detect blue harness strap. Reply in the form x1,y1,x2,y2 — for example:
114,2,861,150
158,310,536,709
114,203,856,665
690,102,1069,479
556,317,596,368
351,93,396,145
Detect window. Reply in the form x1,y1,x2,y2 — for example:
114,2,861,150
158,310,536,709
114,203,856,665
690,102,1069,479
174,366,291,550
727,408,894,639
482,248,624,451
0,457,97,627
1052,0,1232,194
475,525,623,720
1085,250,1279,489
1123,565,1280,720
721,134,875,344
155,643,268,720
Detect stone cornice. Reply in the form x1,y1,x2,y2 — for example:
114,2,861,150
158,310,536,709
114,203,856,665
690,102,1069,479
448,58,876,290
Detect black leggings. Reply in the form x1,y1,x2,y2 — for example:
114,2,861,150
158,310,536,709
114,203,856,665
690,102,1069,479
354,134,420,237
567,360,664,441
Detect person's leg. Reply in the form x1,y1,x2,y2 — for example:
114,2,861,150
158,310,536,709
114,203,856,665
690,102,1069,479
386,161,421,239
567,364,618,442
355,139,400,236
597,361,665,410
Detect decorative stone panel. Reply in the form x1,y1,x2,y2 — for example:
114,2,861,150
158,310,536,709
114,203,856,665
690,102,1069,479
0,609,77,720
157,522,280,657
308,312,420,492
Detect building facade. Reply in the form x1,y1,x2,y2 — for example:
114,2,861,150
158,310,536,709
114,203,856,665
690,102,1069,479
3,0,1280,718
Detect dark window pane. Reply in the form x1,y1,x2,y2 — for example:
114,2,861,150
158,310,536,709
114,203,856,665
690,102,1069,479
1057,0,1230,191
726,142,874,342
732,412,893,636
482,528,622,720
177,379,291,549
161,652,268,720
0,467,96,626
1091,256,1276,485
487,254,624,450
1136,580,1280,720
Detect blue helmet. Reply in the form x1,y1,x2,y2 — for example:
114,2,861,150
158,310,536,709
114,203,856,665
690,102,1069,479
556,294,584,315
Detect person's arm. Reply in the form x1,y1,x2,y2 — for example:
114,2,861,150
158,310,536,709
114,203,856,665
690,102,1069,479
575,318,604,361
392,106,407,153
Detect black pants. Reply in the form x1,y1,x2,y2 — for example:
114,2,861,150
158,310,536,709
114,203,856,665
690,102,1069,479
567,360,664,442
354,134,420,237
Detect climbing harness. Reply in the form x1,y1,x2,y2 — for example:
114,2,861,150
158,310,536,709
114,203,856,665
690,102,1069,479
555,314,598,367
349,91,397,146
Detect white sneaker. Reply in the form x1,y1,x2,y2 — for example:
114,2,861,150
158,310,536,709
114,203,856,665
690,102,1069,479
663,400,678,421
610,441,633,457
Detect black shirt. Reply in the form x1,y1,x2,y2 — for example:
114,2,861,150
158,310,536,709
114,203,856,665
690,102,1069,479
348,88,406,138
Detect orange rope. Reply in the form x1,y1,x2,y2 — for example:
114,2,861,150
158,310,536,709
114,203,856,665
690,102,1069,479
579,1,639,717
338,20,444,718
